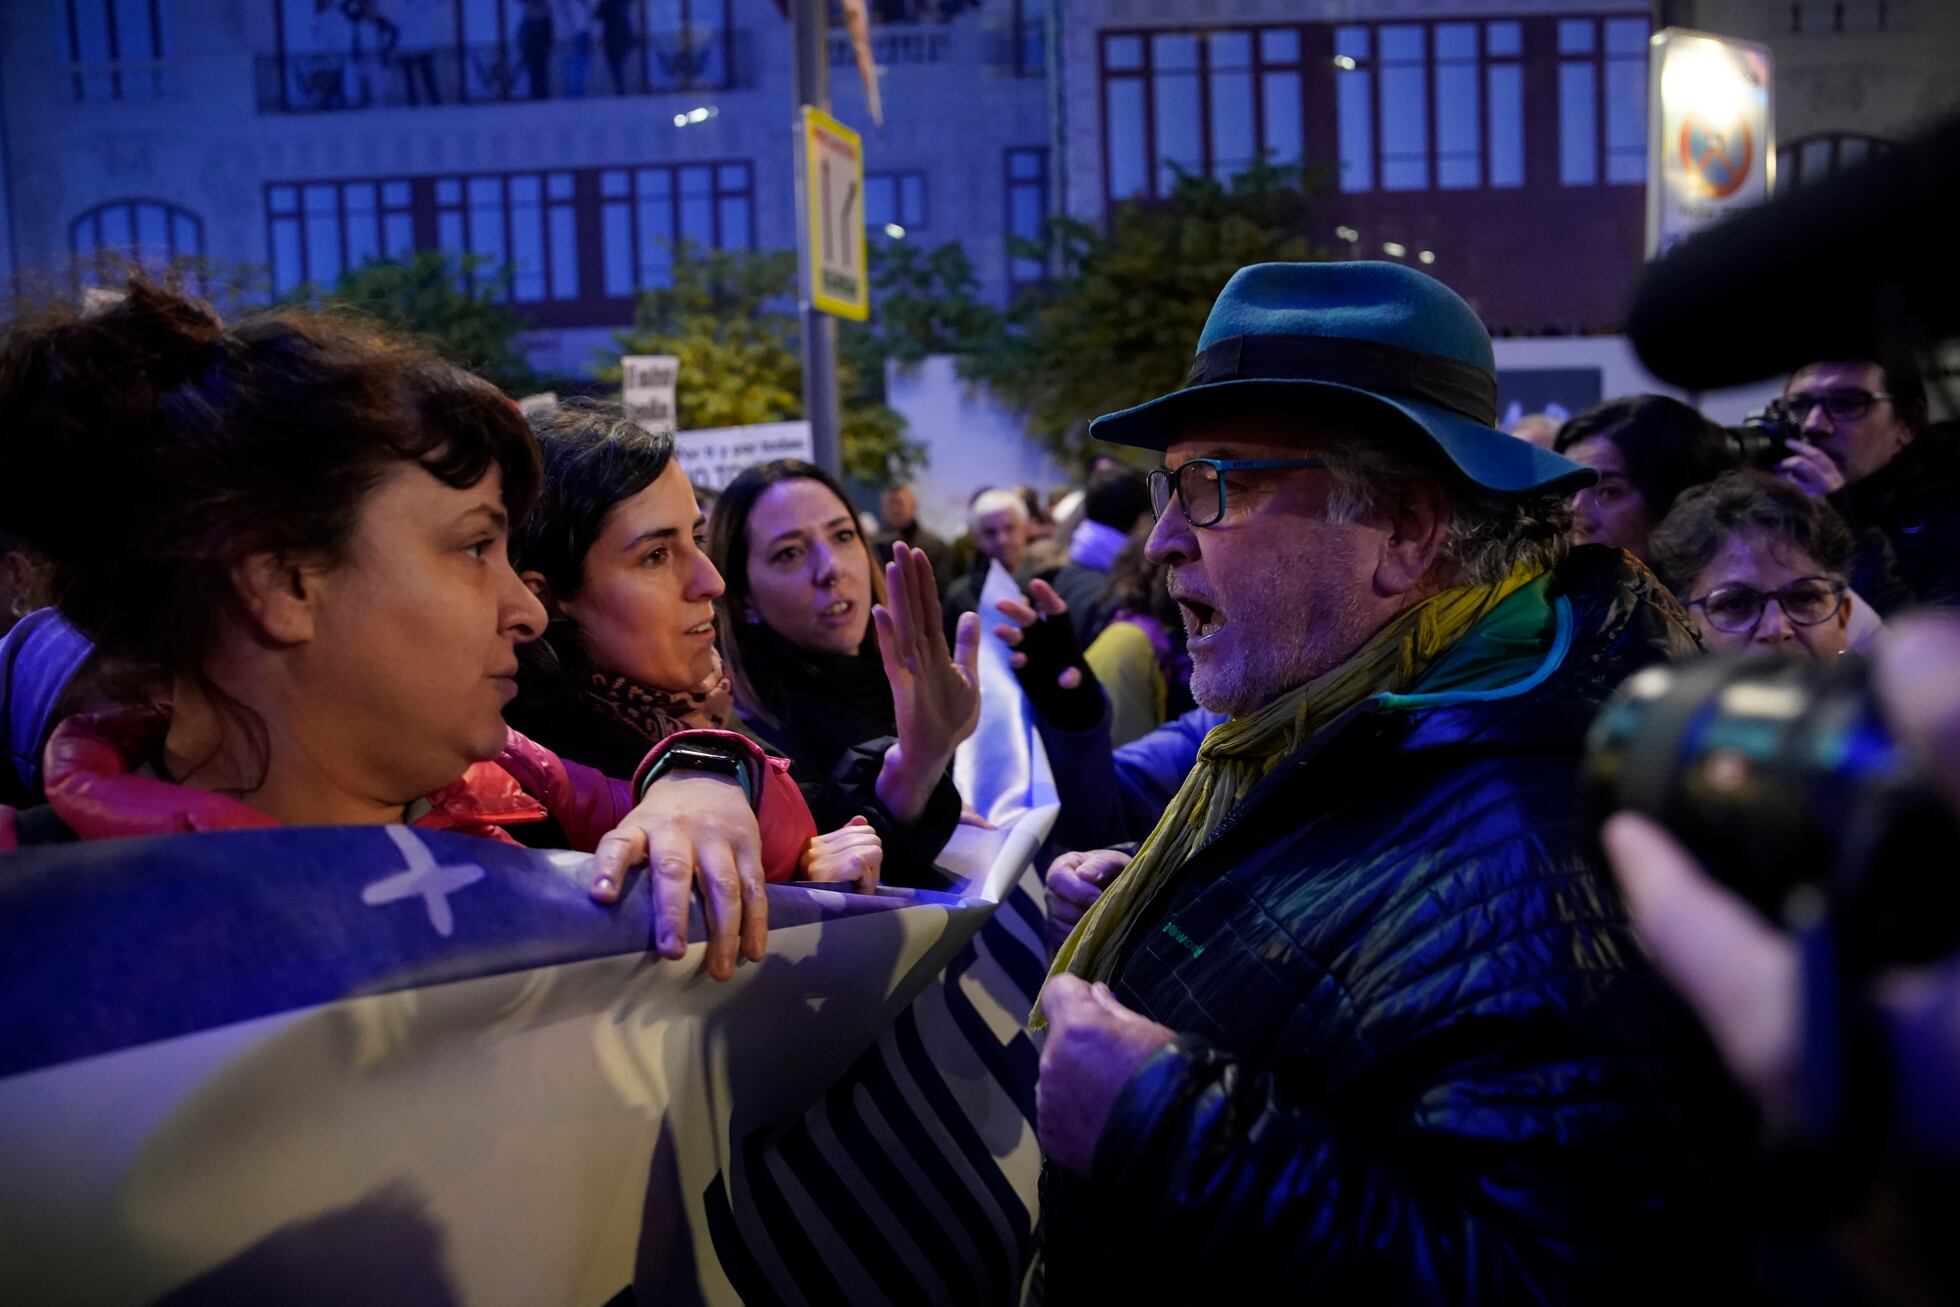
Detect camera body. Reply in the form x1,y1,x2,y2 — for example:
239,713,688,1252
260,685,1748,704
1724,409,1802,471
1585,653,1960,978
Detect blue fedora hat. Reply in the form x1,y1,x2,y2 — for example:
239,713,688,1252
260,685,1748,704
1089,261,1595,497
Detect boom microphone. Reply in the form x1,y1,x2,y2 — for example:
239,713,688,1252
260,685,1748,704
1625,113,1960,389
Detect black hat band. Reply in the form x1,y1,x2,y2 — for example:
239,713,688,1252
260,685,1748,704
1184,333,1498,426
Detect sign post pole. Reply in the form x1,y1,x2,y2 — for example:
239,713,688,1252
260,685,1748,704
791,0,843,477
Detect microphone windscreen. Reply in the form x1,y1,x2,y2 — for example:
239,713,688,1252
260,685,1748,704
1626,113,1960,389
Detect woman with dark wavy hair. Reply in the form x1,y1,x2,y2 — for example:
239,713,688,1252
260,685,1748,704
507,401,883,888
710,459,979,881
0,282,773,977
1555,394,1734,563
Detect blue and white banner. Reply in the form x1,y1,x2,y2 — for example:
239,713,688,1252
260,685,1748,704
0,796,1054,1304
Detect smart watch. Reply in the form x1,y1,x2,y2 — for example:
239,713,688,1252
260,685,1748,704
639,740,758,807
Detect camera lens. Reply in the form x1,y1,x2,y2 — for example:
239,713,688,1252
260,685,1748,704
1723,412,1798,470
1586,654,1960,975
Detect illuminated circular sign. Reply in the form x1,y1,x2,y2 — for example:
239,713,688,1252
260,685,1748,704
1679,114,1754,199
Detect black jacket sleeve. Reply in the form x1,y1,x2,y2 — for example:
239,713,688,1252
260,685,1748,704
808,735,961,886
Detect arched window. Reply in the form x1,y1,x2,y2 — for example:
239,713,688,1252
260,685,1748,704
69,199,205,280
1779,133,1893,189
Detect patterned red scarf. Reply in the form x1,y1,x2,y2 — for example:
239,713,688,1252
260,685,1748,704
586,657,734,739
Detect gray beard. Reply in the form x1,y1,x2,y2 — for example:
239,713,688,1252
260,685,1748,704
1186,586,1380,719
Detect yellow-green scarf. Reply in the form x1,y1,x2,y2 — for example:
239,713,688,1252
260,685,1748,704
1030,560,1544,1029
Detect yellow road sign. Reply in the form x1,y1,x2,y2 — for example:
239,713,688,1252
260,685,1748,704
802,106,869,322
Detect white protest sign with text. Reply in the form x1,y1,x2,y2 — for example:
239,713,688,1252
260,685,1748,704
513,392,558,423
620,355,679,437
673,421,816,493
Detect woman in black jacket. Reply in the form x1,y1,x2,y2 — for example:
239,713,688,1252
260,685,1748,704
710,460,979,881
506,402,882,887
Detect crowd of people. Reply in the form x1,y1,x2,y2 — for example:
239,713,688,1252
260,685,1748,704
3,257,1958,1302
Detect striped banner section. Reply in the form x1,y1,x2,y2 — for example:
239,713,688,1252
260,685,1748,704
701,876,1048,1307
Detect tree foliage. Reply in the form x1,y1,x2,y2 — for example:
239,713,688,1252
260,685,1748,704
853,238,1003,368
298,251,540,395
605,243,940,484
963,160,1332,463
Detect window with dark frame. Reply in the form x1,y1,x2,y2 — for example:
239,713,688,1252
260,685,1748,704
1780,132,1893,187
864,172,929,233
434,171,582,304
262,160,755,323
1432,23,1479,190
1008,0,1048,77
597,161,755,298
1102,14,1652,204
1557,15,1649,187
1377,25,1428,191
1005,146,1049,291
1486,21,1525,188
70,198,203,279
1335,26,1373,192
1336,17,1528,193
1100,26,1308,204
64,0,170,102
266,179,417,295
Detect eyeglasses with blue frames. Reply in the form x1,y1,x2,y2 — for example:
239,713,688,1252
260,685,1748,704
1147,457,1328,528
1684,576,1848,634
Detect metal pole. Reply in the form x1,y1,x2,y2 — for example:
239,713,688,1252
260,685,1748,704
791,0,843,476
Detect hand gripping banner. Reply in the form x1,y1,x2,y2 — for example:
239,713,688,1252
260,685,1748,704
1,689,1059,1307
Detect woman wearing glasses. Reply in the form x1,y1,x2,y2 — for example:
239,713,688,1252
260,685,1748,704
1649,469,1879,660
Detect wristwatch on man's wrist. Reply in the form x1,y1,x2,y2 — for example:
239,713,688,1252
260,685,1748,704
639,740,758,808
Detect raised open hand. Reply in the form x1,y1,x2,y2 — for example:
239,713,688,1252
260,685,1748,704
870,541,981,824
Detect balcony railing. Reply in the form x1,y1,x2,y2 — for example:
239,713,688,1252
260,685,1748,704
256,31,751,115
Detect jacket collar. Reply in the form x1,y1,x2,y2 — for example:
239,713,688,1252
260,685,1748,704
1378,544,1697,753
1218,545,1694,822
1841,426,1960,518
40,708,547,841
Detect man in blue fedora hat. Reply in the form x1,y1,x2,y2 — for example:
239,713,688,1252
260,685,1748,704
1030,263,1748,1301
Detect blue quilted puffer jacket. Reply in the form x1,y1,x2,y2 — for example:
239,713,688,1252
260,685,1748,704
1040,546,1754,1305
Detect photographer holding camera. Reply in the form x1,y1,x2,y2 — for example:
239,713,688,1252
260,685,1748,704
1766,357,1960,612
1597,612,1960,1300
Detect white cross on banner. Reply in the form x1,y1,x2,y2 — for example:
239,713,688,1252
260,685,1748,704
0,800,1055,1303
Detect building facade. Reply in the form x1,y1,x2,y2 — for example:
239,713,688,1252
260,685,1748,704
1679,0,1960,188
1056,0,1957,335
1057,0,1659,333
8,1,1957,378
4,0,1051,376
